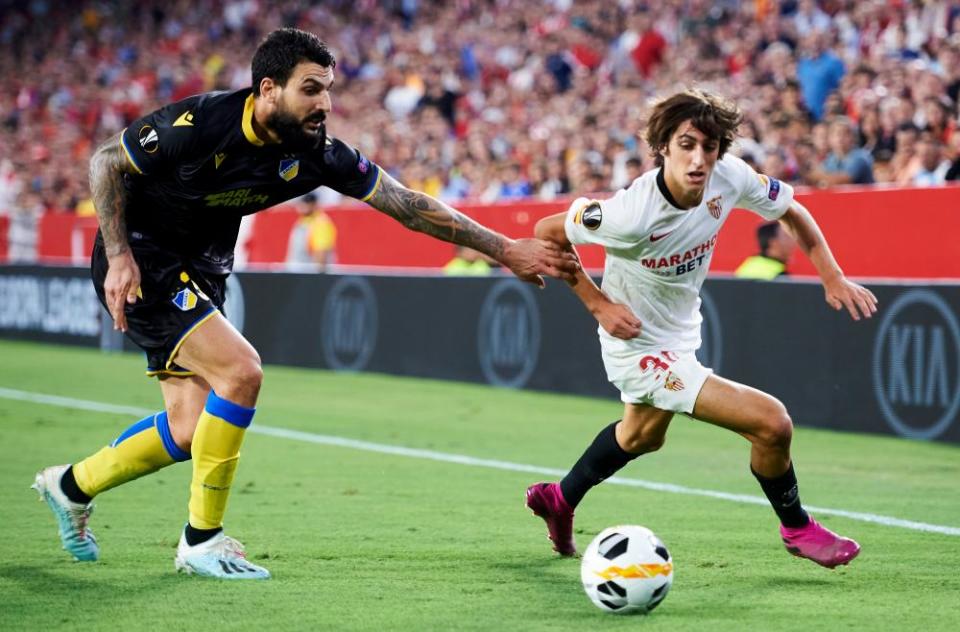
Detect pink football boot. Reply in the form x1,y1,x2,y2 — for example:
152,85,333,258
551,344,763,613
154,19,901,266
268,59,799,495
780,517,861,569
525,482,577,557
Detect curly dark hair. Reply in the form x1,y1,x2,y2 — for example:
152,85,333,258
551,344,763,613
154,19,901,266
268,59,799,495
644,89,742,167
251,28,336,96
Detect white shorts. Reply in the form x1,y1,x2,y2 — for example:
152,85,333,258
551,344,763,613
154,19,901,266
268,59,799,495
603,349,713,414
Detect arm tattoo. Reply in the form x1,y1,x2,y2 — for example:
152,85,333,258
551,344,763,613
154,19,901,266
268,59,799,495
367,172,506,259
89,134,136,257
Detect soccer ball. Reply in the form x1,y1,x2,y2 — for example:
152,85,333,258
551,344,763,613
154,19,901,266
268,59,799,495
580,525,674,614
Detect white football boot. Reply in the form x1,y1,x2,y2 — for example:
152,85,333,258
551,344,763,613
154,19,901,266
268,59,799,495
32,464,99,562
175,528,270,579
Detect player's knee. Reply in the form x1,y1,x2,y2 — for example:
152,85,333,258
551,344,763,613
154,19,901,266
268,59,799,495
619,428,666,455
168,421,194,453
641,434,667,454
210,351,263,406
166,406,201,451
756,401,793,451
232,356,263,396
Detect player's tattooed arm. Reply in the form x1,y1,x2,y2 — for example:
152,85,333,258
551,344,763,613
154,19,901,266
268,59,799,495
366,171,506,257
89,133,138,257
366,171,579,286
89,133,142,332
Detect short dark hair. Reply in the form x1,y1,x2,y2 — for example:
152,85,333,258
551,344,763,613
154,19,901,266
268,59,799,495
251,28,336,96
757,221,780,255
644,88,742,167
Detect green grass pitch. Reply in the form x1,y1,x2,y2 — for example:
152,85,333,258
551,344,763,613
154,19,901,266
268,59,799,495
1,339,958,631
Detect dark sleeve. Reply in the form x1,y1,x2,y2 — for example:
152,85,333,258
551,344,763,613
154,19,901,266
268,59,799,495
319,137,382,201
120,95,204,176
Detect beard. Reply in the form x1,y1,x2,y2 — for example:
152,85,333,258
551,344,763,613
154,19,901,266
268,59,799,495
265,104,326,152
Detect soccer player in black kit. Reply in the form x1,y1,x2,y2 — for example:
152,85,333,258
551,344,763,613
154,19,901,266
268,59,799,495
32,28,579,579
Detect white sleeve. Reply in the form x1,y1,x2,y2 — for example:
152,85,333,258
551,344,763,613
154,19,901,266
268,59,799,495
563,188,643,249
729,154,795,220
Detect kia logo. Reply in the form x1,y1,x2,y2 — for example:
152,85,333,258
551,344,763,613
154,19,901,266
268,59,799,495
872,289,960,440
321,277,378,371
477,279,541,388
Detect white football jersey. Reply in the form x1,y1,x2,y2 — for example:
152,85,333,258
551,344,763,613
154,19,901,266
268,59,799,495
564,154,794,362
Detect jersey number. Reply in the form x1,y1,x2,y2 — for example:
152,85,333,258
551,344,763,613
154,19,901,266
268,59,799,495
639,351,678,374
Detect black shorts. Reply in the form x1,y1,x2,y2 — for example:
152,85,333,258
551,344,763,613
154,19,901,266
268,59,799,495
91,240,227,377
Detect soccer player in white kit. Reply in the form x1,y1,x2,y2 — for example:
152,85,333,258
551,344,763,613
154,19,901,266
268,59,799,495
526,89,877,569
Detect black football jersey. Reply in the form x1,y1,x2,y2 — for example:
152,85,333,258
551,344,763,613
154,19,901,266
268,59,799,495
115,88,380,275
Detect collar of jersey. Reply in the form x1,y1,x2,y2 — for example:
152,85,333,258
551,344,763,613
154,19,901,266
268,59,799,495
242,94,272,146
656,168,686,210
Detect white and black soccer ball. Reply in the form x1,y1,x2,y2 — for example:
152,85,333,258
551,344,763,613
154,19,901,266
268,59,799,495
580,525,674,615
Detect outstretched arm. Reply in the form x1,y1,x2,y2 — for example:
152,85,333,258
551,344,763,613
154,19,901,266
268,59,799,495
778,202,878,321
89,133,141,332
366,171,579,287
535,212,640,339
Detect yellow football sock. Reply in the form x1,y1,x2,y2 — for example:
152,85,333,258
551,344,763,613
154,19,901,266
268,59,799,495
188,392,255,530
73,412,191,497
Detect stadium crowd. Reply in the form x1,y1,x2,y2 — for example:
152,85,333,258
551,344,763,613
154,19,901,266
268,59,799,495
1,0,959,260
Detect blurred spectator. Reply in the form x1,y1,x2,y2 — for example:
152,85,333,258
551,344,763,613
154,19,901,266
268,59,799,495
583,169,608,195
762,149,790,182
793,0,832,36
440,163,473,202
8,191,41,262
443,245,491,276
810,117,875,186
781,80,812,123
624,156,644,184
498,163,533,200
75,196,97,217
920,95,955,144
735,222,796,280
810,122,831,165
405,162,443,199
796,32,845,121
890,123,922,185
875,99,906,163
857,105,895,163
544,37,574,93
911,133,951,186
537,159,570,200
628,12,667,79
286,193,337,272
0,159,21,216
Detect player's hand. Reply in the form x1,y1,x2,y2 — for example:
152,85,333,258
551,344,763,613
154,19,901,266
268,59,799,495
104,250,141,332
594,302,641,339
502,238,580,288
824,275,878,321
